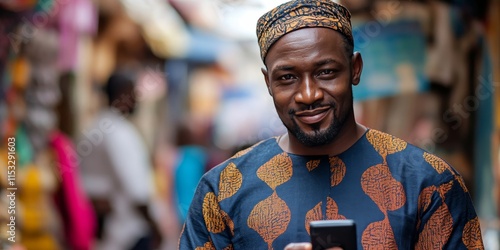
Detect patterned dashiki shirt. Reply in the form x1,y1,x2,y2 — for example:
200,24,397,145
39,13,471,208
179,129,483,250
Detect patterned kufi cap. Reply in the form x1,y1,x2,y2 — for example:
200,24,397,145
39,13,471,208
256,0,353,62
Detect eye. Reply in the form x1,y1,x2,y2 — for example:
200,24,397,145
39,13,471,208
316,69,338,80
318,69,335,75
279,74,296,81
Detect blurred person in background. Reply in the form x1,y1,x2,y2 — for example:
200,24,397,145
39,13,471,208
78,70,162,250
171,116,210,226
179,0,484,249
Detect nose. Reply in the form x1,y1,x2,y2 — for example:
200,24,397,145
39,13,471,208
294,76,323,105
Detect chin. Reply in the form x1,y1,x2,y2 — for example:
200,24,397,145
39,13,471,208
290,124,341,147
302,132,339,147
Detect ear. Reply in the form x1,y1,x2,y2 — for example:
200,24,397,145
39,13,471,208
261,67,272,96
351,52,363,86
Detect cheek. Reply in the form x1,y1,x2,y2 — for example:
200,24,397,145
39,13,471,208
322,81,352,109
336,87,354,112
271,93,293,117
272,95,289,112
271,87,291,103
324,76,351,91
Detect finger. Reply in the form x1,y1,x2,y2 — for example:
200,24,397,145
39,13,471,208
284,242,312,250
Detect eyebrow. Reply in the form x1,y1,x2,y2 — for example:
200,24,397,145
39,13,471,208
315,59,340,67
270,58,342,75
274,65,295,71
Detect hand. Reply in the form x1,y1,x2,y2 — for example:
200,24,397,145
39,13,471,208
284,243,312,250
284,242,343,250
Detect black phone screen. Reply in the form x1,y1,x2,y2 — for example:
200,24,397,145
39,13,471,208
310,220,357,250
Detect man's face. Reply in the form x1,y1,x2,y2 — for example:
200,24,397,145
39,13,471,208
262,28,361,147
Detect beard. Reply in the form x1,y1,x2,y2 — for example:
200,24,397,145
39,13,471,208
285,101,350,147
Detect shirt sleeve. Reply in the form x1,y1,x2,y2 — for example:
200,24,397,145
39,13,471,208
179,173,233,250
415,174,484,249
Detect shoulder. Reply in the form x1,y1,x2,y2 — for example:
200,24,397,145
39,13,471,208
361,129,422,164
230,137,280,160
364,129,438,161
363,129,465,186
199,137,280,184
364,129,409,152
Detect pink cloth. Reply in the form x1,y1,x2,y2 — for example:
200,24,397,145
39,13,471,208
50,131,95,250
57,0,97,71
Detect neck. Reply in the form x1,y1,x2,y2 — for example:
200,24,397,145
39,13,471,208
279,114,367,156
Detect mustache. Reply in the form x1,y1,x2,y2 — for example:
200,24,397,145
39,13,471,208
288,102,336,115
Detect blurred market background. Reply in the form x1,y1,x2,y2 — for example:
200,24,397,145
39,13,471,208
0,0,499,249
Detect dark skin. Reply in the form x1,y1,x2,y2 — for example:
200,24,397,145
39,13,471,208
262,27,365,156
261,27,365,249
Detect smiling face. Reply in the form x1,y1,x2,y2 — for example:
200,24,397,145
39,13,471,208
262,27,363,153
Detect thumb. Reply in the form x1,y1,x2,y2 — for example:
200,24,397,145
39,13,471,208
284,242,312,250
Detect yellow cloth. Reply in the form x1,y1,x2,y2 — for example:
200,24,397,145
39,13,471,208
19,163,60,250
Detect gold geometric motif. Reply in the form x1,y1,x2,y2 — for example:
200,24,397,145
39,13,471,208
222,244,234,250
218,163,243,202
221,210,235,236
423,152,469,193
417,186,438,229
438,180,454,200
247,191,291,249
326,197,346,221
305,202,322,235
202,192,225,233
423,152,451,174
195,241,216,250
329,156,346,187
306,159,320,172
257,153,293,190
304,198,346,235
361,217,397,249
418,186,437,212
415,181,455,249
360,162,404,249
415,200,453,249
366,130,407,163
455,175,468,193
361,163,406,212
462,217,484,249
256,0,353,60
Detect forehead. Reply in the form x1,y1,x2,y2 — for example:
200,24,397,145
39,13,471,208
264,27,348,68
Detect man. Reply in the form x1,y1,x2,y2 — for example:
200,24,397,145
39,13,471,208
179,0,484,249
79,71,161,250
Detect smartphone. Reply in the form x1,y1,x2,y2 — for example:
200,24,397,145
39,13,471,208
310,220,357,250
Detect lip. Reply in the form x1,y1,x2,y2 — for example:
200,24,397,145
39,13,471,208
294,106,332,125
